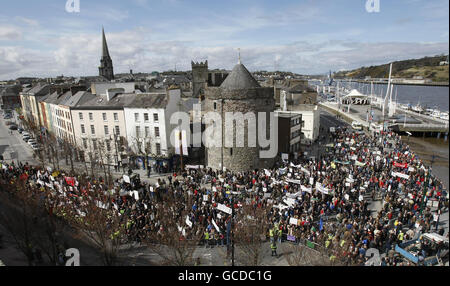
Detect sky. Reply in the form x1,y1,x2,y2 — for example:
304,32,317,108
0,0,448,80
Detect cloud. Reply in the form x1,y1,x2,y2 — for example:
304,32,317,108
0,25,22,40
15,16,39,26
1,26,448,80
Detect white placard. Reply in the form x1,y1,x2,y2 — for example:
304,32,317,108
212,219,220,233
391,171,410,180
301,185,312,194
289,217,298,225
217,203,232,215
123,175,130,183
185,216,193,228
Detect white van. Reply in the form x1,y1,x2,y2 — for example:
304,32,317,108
351,121,363,130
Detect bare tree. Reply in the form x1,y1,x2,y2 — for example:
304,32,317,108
144,195,203,266
233,202,270,266
62,185,128,266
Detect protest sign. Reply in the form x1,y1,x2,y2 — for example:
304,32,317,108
123,175,130,184
289,217,298,225
217,203,232,215
391,171,410,180
301,185,312,194
212,219,221,233
185,216,192,228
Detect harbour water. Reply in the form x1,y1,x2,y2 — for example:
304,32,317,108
406,136,449,190
342,81,449,112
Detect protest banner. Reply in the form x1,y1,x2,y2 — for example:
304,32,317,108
393,162,408,168
355,161,366,167
301,185,312,194
287,179,302,184
65,177,75,187
391,171,410,180
287,235,296,242
315,182,330,194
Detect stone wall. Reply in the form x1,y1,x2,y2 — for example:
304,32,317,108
204,87,276,171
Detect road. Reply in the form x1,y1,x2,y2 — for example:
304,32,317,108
0,111,36,164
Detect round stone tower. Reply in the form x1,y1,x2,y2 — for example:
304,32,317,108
204,62,275,172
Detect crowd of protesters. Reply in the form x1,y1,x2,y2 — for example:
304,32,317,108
1,125,448,266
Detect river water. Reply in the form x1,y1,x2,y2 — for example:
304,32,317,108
342,81,449,112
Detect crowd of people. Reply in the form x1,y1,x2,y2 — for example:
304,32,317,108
1,125,448,266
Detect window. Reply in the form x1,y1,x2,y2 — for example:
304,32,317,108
106,140,111,152
214,102,217,110
145,126,150,137
136,126,141,137
82,138,87,149
113,113,118,121
90,125,95,135
81,124,85,134
92,139,97,150
155,143,161,155
154,126,160,137
135,113,139,122
301,121,305,128
115,126,120,136
89,112,93,121
153,113,159,122
144,113,149,122
104,125,109,135
230,148,233,156
102,113,107,121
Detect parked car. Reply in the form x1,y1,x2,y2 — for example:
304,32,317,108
27,139,37,145
22,131,30,136
9,125,18,130
22,135,31,141
17,127,24,133
31,144,42,151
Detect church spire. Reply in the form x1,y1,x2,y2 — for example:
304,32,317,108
99,27,114,81
102,26,110,58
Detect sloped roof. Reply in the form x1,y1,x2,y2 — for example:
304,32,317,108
126,93,167,109
74,92,137,109
343,89,366,98
220,63,260,90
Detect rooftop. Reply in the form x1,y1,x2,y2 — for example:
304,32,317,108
220,63,261,90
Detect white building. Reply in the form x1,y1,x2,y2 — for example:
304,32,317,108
278,104,320,144
70,91,134,168
123,88,181,168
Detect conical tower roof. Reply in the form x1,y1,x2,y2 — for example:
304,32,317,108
220,63,260,90
102,27,111,58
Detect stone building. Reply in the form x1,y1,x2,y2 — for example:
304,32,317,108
191,61,208,98
203,61,276,171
